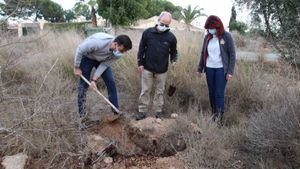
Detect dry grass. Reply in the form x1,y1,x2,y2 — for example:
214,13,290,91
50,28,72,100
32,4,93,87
0,31,86,168
0,29,299,168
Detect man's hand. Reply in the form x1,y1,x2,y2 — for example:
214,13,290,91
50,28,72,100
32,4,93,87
171,62,177,68
90,81,97,90
74,67,82,76
138,66,144,75
226,74,233,81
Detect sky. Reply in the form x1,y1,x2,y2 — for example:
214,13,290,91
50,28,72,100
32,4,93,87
51,0,250,28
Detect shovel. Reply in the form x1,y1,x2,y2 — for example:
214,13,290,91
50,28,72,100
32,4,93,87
80,75,122,122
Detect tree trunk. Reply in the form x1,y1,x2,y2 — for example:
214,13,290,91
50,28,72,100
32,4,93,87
262,10,273,37
91,6,97,27
186,24,191,31
262,10,286,58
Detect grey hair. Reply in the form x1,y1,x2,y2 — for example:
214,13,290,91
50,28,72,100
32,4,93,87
158,11,172,21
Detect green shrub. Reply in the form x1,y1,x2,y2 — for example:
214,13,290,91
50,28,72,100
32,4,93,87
44,22,91,34
230,21,248,35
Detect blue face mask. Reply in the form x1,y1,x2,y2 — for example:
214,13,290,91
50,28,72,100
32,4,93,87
208,29,217,35
113,50,123,59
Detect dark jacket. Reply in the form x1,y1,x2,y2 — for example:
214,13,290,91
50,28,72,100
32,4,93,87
198,31,236,75
137,27,178,73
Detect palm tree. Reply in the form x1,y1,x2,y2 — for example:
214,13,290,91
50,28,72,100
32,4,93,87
181,5,206,31
87,0,97,27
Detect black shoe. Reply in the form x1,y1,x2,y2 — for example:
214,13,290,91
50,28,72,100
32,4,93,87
217,112,224,128
155,111,167,118
133,112,146,121
212,113,217,122
211,106,216,115
78,116,89,130
213,110,224,128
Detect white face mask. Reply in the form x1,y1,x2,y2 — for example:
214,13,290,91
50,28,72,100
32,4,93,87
208,29,217,35
113,50,122,59
157,24,170,32
157,25,169,32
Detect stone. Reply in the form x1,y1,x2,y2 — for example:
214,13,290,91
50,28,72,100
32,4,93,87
1,153,28,169
170,113,178,119
104,157,113,164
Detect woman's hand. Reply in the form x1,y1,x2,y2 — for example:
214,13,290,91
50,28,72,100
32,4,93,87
197,72,202,78
226,74,233,81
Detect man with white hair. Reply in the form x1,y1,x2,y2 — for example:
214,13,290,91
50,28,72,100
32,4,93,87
135,11,178,120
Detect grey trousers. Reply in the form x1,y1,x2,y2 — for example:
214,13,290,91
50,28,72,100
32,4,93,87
138,69,167,113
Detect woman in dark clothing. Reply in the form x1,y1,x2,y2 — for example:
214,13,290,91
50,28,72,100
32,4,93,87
197,15,236,126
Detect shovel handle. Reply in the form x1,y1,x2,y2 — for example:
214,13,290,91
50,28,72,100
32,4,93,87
80,75,120,113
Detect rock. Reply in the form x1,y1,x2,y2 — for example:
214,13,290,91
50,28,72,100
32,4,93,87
1,153,28,169
126,117,186,157
104,157,113,164
170,113,178,119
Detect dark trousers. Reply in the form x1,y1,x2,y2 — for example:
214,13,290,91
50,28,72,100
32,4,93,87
205,67,227,112
78,57,118,117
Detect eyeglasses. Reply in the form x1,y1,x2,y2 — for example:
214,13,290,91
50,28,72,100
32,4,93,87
159,22,170,28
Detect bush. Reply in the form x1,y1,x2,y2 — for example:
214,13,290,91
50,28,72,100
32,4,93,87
0,19,8,32
44,22,91,34
240,86,300,168
229,21,247,35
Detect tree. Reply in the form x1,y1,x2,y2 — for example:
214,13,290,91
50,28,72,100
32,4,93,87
229,5,237,28
0,0,35,18
64,10,76,22
229,6,247,34
181,5,206,31
74,2,91,20
87,0,98,27
145,0,182,20
235,0,300,64
36,0,64,22
97,0,148,26
76,0,98,27
0,0,64,22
